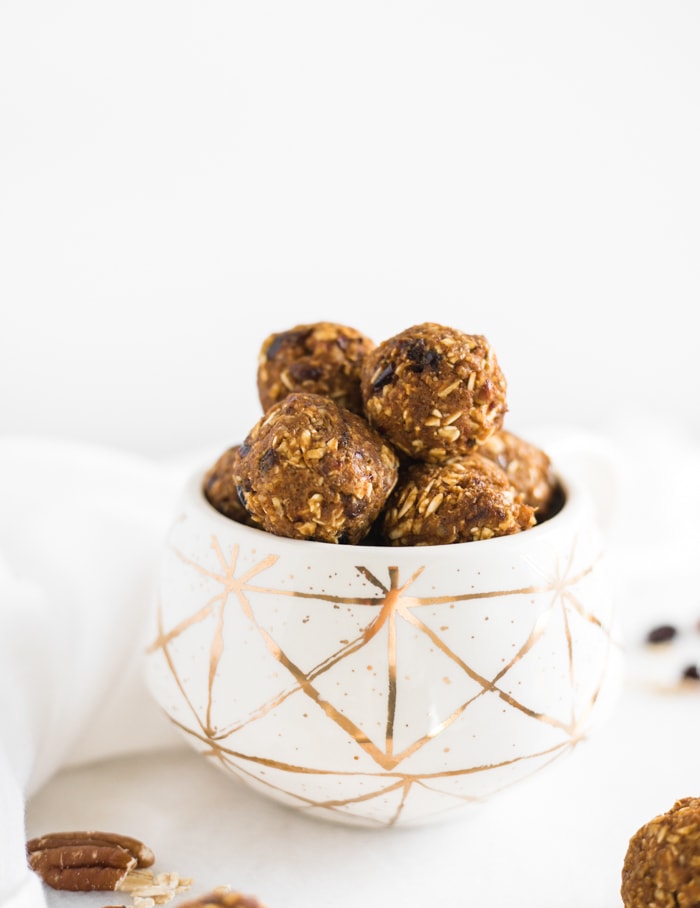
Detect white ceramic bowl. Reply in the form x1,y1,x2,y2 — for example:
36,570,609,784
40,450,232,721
146,457,622,828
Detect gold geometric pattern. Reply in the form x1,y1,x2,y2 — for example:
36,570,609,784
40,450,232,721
148,530,618,827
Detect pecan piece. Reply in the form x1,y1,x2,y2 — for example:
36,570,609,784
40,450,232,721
27,830,155,879
27,830,154,892
26,831,190,903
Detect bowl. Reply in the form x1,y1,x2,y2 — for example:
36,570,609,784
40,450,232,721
145,456,622,828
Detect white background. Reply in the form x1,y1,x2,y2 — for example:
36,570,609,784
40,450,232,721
2,1,699,460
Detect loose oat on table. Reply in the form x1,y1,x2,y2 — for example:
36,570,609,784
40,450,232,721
257,321,375,415
360,323,507,462
234,391,399,544
204,445,258,526
621,797,700,908
381,453,535,546
478,428,558,517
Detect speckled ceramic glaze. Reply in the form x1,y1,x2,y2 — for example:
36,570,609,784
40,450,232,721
146,459,622,828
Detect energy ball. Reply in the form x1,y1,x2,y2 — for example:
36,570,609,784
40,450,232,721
381,453,536,546
360,323,508,462
257,322,375,415
478,429,558,518
203,445,258,526
621,797,700,908
179,889,267,908
234,392,399,544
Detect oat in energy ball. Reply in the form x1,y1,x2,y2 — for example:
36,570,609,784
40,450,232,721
360,323,508,462
478,429,558,517
381,453,536,546
621,797,700,908
234,392,399,544
203,445,258,526
257,321,375,415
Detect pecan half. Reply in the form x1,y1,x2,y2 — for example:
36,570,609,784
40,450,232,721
26,831,191,904
27,831,152,892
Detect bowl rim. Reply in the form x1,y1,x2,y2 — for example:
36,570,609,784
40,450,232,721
183,462,592,557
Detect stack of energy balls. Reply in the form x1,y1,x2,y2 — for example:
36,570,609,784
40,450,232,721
204,322,559,546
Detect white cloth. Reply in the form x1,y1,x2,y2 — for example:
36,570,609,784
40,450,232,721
0,437,190,907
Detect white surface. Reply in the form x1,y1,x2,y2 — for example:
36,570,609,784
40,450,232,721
23,683,700,908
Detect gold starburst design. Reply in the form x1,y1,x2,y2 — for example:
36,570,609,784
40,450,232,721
148,528,618,827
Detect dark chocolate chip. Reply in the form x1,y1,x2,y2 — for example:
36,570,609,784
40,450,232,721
259,449,278,473
342,495,367,519
682,664,700,681
288,362,323,383
337,429,352,449
405,339,441,373
646,624,678,645
371,363,395,392
265,329,311,360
